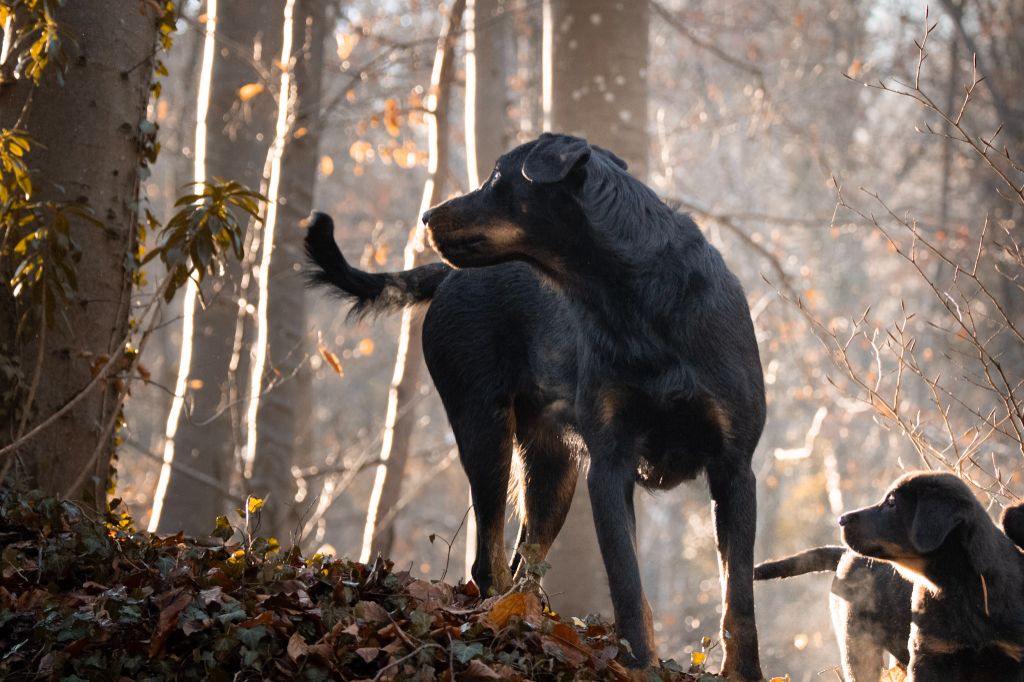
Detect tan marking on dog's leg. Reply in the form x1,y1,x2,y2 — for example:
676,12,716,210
995,640,1024,662
598,388,625,427
704,396,734,440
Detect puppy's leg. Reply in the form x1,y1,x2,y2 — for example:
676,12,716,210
830,593,882,682
512,432,578,573
708,461,763,681
451,404,515,595
586,434,655,668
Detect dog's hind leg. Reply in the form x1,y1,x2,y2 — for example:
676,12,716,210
510,423,579,577
449,403,516,596
585,430,656,668
707,460,763,681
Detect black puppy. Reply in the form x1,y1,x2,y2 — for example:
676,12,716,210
755,546,912,681
306,133,766,678
840,472,1024,681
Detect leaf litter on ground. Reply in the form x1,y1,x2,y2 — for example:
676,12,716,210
0,489,721,680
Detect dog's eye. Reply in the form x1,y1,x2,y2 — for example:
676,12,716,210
884,494,897,508
489,170,501,187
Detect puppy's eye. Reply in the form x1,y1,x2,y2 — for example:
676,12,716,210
884,494,897,508
490,170,501,187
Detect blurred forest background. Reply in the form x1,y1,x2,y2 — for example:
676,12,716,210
2,0,1022,679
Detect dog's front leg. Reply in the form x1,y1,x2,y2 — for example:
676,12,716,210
585,433,656,668
708,462,763,681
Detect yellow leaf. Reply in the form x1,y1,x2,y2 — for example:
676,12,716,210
319,155,334,176
247,496,264,513
238,82,264,101
383,98,401,137
690,651,707,667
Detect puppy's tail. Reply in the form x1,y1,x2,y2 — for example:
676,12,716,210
754,546,845,580
304,211,451,318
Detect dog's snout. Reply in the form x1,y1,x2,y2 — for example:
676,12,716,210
421,208,434,225
838,514,850,527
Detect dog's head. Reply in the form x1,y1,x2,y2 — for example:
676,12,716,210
838,472,980,577
420,133,630,277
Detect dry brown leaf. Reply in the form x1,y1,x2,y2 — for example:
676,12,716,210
287,631,309,660
148,589,191,658
318,343,343,377
238,83,264,101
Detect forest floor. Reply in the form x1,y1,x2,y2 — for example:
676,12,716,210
0,489,721,681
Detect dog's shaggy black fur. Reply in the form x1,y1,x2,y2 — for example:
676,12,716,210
755,546,912,681
840,472,1024,681
305,133,766,678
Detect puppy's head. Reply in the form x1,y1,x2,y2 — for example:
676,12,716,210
420,133,628,276
839,472,978,576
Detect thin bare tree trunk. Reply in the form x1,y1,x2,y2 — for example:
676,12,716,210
157,0,285,535
359,0,467,563
541,0,648,620
463,0,513,581
248,0,327,544
0,3,159,509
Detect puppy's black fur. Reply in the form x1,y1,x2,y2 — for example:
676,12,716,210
755,546,912,681
840,472,1024,681
305,133,766,678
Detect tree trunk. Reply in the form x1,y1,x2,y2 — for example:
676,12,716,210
247,0,327,544
157,0,285,535
359,0,466,563
541,0,648,619
0,3,159,509
463,0,513,580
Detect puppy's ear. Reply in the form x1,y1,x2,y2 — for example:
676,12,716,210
1001,503,1024,550
909,495,960,553
522,136,591,184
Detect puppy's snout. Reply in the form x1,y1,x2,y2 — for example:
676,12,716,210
838,513,851,527
421,208,434,225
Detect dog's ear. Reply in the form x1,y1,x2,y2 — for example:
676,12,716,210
909,494,960,553
522,135,591,184
592,144,628,171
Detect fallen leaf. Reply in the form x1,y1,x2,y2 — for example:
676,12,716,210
287,631,309,660
148,589,191,657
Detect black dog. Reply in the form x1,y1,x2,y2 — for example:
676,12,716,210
306,133,766,678
840,472,1024,681
755,546,912,681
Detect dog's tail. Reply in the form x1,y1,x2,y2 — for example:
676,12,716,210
304,211,452,318
754,546,845,580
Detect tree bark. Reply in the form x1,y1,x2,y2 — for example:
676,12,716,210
0,3,159,509
463,0,513,580
359,0,466,562
158,0,285,535
247,0,327,544
541,0,648,620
